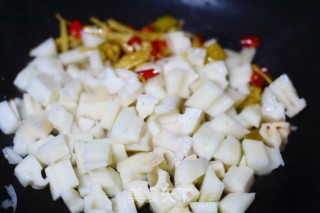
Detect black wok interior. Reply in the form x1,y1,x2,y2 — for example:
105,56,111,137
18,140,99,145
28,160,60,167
1,0,320,212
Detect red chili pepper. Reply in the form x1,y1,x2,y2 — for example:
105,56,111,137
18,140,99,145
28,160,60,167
250,65,271,88
151,40,167,60
69,20,84,39
137,68,160,80
140,25,155,32
127,36,142,46
240,36,261,48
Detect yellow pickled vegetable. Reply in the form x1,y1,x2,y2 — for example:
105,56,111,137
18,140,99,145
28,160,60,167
99,42,121,62
107,19,134,33
151,15,179,32
205,42,226,62
55,14,69,52
115,50,151,70
238,85,262,110
244,128,264,141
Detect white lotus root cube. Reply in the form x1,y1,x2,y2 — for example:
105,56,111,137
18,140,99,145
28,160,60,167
144,76,167,99
190,202,218,213
88,50,104,72
2,146,23,164
77,93,110,120
125,180,149,208
210,160,225,179
89,167,123,197
36,134,70,165
210,113,249,139
219,192,255,213
110,108,145,144
30,37,57,57
14,65,40,91
136,95,159,119
148,191,177,213
193,123,224,160
14,155,48,189
166,31,191,54
238,104,262,128
206,94,234,117
147,168,173,192
61,188,84,213
59,48,88,65
26,73,60,106
99,101,121,130
0,100,21,134
199,165,224,202
186,81,223,110
172,183,200,205
59,79,82,102
223,165,254,193
84,183,113,212
229,63,252,95
174,157,209,186
269,74,306,117
74,169,92,197
200,61,228,89
242,139,271,175
33,56,64,75
183,47,206,67
266,146,285,172
178,107,204,135
261,87,285,122
48,104,74,133
81,31,106,47
259,122,290,148
45,159,79,200
74,140,112,173
213,136,242,166
19,93,43,120
112,190,137,213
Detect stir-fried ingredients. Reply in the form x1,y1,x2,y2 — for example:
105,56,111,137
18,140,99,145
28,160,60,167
0,15,307,213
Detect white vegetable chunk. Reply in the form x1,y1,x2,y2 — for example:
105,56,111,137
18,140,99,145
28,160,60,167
200,61,229,89
229,63,252,95
223,165,254,193
0,101,21,134
261,88,285,122
84,183,113,212
186,81,223,110
14,155,48,189
136,95,159,119
147,168,173,192
48,104,74,133
206,94,234,117
81,31,106,47
26,73,60,106
190,202,218,213
59,48,88,65
172,183,200,205
14,65,40,91
213,136,242,166
209,113,249,139
183,47,206,67
166,31,191,54
259,122,290,149
193,123,224,160
148,191,177,213
144,76,167,99
125,180,149,208
33,56,64,75
210,160,225,179
110,107,145,144
100,101,121,130
88,50,104,72
269,74,306,117
45,159,79,200
265,146,285,172
74,140,112,173
36,134,70,165
242,139,271,175
199,165,224,202
61,188,84,213
30,37,57,57
89,167,123,197
19,93,43,120
167,205,191,213
174,157,209,186
238,104,262,128
178,107,204,135
2,146,23,164
77,93,110,121
74,168,92,197
219,192,255,213
112,190,137,213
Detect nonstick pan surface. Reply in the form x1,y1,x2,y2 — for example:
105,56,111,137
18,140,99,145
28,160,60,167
0,0,320,212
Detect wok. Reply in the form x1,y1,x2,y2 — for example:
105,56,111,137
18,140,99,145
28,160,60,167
0,0,320,212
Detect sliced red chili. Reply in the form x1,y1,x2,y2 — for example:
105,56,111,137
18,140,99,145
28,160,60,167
137,68,160,80
128,36,142,46
140,25,155,32
240,36,261,48
251,65,272,88
151,40,168,60
251,72,266,88
69,20,84,39
191,34,204,47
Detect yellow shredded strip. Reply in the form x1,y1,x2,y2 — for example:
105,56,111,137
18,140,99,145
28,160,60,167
252,64,272,84
55,14,69,52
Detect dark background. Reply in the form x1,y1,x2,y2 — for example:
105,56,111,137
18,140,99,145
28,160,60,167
0,0,320,212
